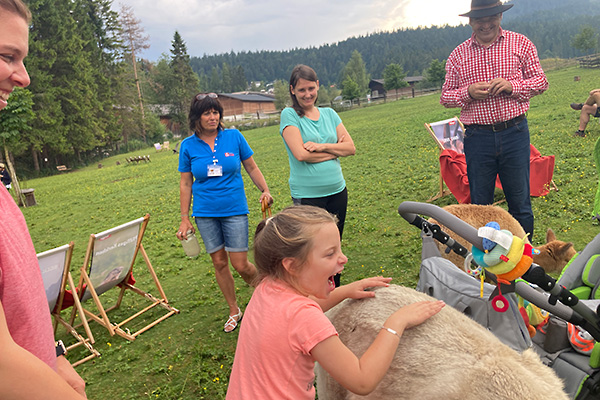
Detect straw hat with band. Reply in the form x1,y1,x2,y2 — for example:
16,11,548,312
459,0,513,18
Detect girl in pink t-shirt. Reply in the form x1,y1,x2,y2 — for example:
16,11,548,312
226,205,444,399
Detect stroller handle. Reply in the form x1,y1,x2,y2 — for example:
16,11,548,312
398,201,600,341
398,201,485,250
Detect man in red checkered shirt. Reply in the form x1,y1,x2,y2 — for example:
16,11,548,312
440,0,548,240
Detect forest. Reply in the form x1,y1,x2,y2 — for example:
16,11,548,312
190,0,600,84
0,0,599,177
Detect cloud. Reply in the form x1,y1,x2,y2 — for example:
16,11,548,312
113,0,471,60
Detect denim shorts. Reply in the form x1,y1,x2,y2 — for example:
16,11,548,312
195,215,249,254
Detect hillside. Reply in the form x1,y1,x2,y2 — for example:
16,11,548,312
189,0,600,85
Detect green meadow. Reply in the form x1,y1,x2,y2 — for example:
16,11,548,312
21,65,600,399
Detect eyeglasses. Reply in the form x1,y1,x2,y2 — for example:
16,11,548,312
196,93,218,101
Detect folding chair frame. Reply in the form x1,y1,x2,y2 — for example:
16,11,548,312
424,117,558,203
72,214,179,341
425,117,465,202
38,242,100,367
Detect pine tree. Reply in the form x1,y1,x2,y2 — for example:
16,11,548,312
169,31,200,127
27,0,101,166
341,50,370,101
383,63,408,99
425,59,447,90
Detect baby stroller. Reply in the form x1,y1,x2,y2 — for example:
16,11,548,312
397,201,600,400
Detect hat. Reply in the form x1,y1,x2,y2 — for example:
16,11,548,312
0,163,4,169
460,0,513,18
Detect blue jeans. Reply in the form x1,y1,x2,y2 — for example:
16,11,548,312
464,118,533,238
195,215,249,254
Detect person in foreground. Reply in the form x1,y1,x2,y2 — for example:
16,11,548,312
0,0,86,398
570,88,600,137
177,93,273,333
225,206,444,399
440,0,548,240
279,64,355,287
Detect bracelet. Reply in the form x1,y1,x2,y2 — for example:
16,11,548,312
181,214,189,218
381,326,401,339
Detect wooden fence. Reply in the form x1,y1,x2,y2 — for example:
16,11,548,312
577,53,600,69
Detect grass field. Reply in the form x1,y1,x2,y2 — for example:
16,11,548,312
20,65,600,399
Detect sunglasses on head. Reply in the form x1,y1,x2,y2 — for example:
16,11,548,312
196,93,218,101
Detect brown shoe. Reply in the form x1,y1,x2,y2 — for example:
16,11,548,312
570,103,584,111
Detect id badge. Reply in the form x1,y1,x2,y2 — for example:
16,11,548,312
207,164,223,177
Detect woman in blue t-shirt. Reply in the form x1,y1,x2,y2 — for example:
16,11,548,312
279,65,355,286
177,93,273,332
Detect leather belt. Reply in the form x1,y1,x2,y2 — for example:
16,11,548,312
466,114,526,132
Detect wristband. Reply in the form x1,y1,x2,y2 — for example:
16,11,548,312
381,326,401,339
181,214,189,218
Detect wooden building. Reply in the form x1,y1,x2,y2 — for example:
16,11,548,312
369,76,424,99
218,92,276,121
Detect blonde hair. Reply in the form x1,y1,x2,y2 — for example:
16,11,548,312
253,205,337,288
0,0,31,22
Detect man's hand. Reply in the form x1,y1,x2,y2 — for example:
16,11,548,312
56,355,87,398
488,78,513,96
468,81,490,100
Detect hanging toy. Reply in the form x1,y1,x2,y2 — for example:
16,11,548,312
470,221,536,313
491,278,510,313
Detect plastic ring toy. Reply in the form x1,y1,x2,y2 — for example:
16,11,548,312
492,295,509,312
464,254,482,278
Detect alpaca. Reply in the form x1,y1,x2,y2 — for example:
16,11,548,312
429,204,576,274
315,285,568,400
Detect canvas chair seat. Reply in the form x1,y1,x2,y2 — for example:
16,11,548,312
58,274,136,311
439,144,555,203
37,242,100,366
425,117,557,203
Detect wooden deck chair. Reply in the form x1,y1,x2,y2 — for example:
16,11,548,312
162,141,170,151
153,143,162,152
425,117,465,201
72,214,179,341
37,242,100,366
425,117,558,203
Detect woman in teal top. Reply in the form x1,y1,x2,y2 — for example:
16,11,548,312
279,64,356,286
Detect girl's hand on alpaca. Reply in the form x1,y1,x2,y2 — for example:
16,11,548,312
388,300,445,332
343,277,392,300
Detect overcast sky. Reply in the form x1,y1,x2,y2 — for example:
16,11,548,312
111,0,473,61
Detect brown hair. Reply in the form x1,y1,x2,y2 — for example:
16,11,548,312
0,0,31,22
253,205,337,289
188,94,224,134
288,64,319,117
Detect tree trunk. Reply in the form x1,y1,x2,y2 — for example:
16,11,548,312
131,47,147,142
31,147,40,172
3,144,26,207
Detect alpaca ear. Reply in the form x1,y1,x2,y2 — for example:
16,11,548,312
559,242,575,256
546,228,556,243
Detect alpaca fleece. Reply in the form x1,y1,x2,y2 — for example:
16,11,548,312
316,285,568,400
